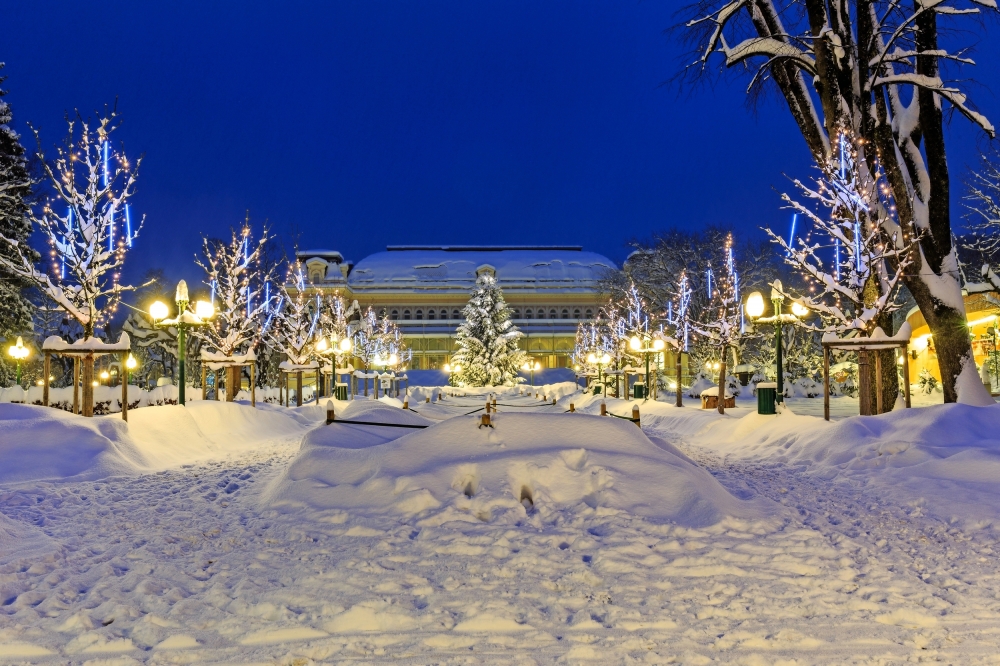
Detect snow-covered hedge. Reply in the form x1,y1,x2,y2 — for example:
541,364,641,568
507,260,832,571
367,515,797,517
0,384,197,414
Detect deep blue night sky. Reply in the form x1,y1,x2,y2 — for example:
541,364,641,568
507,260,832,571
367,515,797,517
4,1,1000,287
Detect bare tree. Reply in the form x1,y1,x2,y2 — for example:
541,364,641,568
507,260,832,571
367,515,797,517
680,0,996,404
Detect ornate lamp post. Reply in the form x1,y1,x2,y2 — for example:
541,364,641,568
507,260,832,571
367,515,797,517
521,359,541,387
125,354,137,386
7,336,29,387
629,334,666,400
745,280,808,405
150,280,215,406
317,335,353,398
586,352,612,397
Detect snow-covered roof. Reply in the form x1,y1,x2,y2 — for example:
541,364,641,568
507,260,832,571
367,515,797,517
347,247,617,293
297,249,345,263
42,333,131,354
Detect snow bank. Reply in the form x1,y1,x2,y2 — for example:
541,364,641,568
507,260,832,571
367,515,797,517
0,404,145,483
0,401,314,483
681,403,1000,526
265,402,768,527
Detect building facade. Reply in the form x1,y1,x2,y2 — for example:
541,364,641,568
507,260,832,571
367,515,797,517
295,245,616,370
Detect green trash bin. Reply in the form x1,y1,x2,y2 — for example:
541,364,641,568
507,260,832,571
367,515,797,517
756,382,777,415
593,384,602,395
334,384,348,400
633,384,646,399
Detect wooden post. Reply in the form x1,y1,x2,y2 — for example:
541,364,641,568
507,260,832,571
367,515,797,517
552,398,556,405
213,370,220,401
73,357,80,415
403,399,408,410
296,371,303,407
227,366,240,402
251,364,256,407
326,405,335,424
43,352,51,407
875,352,883,415
600,402,607,416
202,365,208,400
82,354,94,417
120,351,128,422
480,413,491,427
632,405,640,427
823,345,830,422
485,400,491,414
902,344,911,409
858,350,871,416
426,396,430,403
569,403,575,412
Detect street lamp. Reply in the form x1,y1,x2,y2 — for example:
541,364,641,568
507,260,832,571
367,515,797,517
745,279,807,404
100,370,110,385
125,354,137,386
629,334,666,400
150,280,215,406
586,352,612,397
7,336,29,387
317,335,353,399
522,359,541,387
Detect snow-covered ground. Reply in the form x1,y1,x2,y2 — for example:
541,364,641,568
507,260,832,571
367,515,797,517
2,385,1000,663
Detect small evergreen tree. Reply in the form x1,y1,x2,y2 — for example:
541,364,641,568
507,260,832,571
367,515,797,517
0,64,35,386
451,275,526,387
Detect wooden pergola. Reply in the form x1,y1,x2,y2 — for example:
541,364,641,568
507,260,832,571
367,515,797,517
201,350,257,406
41,333,133,420
822,323,912,421
278,360,320,407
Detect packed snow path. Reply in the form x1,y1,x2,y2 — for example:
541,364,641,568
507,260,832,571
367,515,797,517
2,394,1000,663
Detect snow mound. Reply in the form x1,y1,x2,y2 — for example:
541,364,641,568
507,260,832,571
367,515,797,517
0,404,145,483
716,403,1000,525
265,409,767,527
0,401,313,483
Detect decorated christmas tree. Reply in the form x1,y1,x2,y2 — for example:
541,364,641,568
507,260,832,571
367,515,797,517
451,274,526,387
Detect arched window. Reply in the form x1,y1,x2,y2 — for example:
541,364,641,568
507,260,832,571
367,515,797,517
440,309,448,320
403,309,411,320
585,309,593,319
512,309,521,319
561,309,569,319
573,308,581,319
549,308,557,319
391,309,399,320
428,309,435,320
452,309,461,319
310,270,322,284
524,309,532,319
415,309,423,320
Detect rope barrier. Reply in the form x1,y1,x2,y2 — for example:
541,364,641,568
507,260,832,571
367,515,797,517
327,419,430,429
606,412,641,423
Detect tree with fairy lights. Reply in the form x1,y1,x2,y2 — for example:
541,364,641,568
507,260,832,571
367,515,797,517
770,132,916,409
451,274,526,387
349,305,408,395
193,220,278,400
965,146,1000,295
680,0,995,404
0,109,145,399
690,234,745,414
266,263,321,404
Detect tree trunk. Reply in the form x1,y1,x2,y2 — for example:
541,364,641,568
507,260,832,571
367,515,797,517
296,371,303,407
82,354,94,417
227,366,240,402
717,348,727,415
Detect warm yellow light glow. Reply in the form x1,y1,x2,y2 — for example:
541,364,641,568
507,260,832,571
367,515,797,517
36,379,44,386
149,301,169,321
791,302,809,318
339,337,352,352
586,353,596,365
388,353,398,366
126,354,137,370
454,365,461,373
100,370,110,380
316,337,329,352
8,336,29,360
967,314,998,328
91,381,99,387
745,292,765,318
534,361,541,371
444,363,451,372
629,336,641,351
600,354,610,365
175,280,189,303
195,300,215,319
653,338,665,351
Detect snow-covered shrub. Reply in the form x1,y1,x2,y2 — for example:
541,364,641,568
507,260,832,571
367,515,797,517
918,370,940,395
